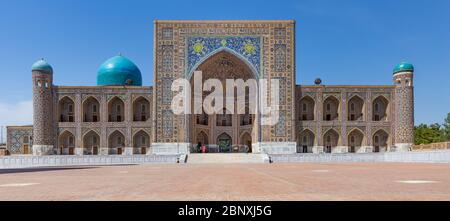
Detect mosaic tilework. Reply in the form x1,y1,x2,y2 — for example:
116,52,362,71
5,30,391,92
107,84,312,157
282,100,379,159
274,44,286,72
275,77,286,105
162,78,173,104
275,111,286,136
162,110,173,138
162,45,174,72
162,28,173,40
186,36,261,77
274,28,286,39
7,127,33,154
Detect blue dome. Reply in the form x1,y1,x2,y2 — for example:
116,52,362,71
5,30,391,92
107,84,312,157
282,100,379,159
97,55,142,86
393,62,414,74
32,59,53,74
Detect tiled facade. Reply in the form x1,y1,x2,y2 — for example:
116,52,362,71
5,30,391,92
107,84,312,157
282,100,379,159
6,20,414,156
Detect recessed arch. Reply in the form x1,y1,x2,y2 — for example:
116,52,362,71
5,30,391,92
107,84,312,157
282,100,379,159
299,96,315,121
133,96,150,122
348,95,364,121
323,96,340,121
58,130,75,155
323,129,340,153
194,130,209,153
132,129,150,154
82,96,100,122
188,50,258,153
108,96,125,122
372,96,389,121
240,131,252,153
108,130,125,155
82,130,100,155
347,128,366,153
372,129,389,152
298,129,315,153
217,132,232,153
187,47,259,80
58,96,75,122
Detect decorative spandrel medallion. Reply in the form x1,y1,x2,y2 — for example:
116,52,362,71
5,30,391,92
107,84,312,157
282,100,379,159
186,36,262,78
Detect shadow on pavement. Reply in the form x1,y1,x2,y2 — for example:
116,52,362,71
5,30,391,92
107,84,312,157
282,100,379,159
0,167,98,174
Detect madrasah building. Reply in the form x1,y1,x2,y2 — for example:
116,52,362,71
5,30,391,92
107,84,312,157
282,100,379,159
6,20,415,156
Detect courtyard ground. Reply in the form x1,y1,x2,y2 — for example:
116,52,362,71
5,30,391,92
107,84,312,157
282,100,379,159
0,162,449,200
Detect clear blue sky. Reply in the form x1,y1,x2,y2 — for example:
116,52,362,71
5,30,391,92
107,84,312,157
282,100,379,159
0,0,449,129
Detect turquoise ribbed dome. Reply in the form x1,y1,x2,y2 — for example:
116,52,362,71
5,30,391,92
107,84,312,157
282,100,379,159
97,55,142,86
32,59,53,74
393,62,414,74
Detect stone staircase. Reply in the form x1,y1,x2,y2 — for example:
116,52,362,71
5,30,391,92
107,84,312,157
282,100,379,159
187,153,268,164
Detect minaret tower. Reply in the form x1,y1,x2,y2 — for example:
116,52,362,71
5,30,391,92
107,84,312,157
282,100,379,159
393,62,415,151
31,59,54,155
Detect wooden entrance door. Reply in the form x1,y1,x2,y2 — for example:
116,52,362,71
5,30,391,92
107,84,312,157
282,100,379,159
246,141,252,153
23,145,29,154
117,148,122,155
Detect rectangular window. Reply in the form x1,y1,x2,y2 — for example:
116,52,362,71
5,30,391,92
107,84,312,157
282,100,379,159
302,114,307,121
374,115,380,121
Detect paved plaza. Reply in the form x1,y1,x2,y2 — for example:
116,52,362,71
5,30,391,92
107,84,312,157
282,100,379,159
0,162,450,201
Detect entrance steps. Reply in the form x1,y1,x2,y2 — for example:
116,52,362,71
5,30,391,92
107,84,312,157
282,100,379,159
187,153,268,164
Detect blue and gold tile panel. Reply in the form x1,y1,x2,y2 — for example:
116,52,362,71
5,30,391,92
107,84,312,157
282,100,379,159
186,36,261,77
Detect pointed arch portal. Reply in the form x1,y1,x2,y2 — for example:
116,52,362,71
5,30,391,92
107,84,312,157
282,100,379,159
187,50,259,153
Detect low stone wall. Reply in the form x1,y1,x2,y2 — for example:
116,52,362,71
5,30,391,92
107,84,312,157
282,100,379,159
0,155,182,169
413,142,450,151
269,150,450,164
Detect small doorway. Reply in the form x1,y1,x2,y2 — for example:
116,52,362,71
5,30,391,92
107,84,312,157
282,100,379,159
117,148,123,155
349,146,355,153
246,140,252,153
69,147,74,155
325,146,331,153
93,146,98,155
217,133,232,153
141,147,146,154
23,145,29,154
302,145,308,153
374,146,380,153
